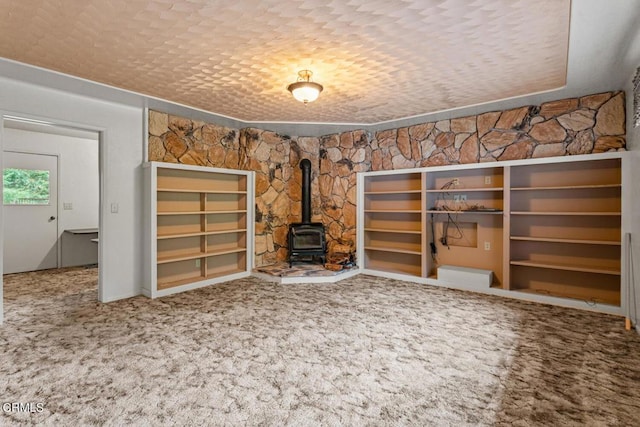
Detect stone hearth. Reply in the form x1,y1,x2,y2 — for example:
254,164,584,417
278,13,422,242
253,262,358,284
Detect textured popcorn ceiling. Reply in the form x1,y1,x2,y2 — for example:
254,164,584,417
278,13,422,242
0,0,570,124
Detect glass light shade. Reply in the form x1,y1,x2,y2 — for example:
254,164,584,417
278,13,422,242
287,81,323,104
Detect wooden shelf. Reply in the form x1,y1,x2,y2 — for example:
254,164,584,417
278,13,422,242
510,260,620,275
364,189,422,195
511,184,620,191
157,247,246,264
363,172,422,193
204,267,245,280
157,267,246,290
511,211,621,216
157,275,203,290
426,209,503,214
364,246,422,255
365,253,422,277
426,187,503,193
206,247,246,257
364,212,422,233
364,209,422,213
157,229,245,240
158,188,247,194
364,228,422,235
157,210,248,216
157,228,246,240
510,236,620,245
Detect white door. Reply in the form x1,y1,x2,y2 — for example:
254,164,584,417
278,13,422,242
3,151,58,274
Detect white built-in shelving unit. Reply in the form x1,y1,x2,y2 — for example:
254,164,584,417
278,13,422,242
143,162,254,298
357,152,629,315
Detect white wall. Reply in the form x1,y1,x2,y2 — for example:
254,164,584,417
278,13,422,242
0,76,144,321
625,80,640,332
622,15,640,332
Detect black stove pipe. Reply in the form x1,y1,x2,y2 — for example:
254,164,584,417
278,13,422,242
300,159,312,224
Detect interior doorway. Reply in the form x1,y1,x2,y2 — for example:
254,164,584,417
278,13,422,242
3,151,59,274
1,115,102,322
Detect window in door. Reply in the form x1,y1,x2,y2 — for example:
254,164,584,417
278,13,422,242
3,168,50,205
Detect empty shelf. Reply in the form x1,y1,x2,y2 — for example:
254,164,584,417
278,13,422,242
510,260,620,275
510,236,620,245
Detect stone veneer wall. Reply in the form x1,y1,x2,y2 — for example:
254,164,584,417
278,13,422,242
148,91,625,267
367,91,625,169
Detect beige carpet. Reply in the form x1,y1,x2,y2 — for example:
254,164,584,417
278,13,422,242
1,267,639,426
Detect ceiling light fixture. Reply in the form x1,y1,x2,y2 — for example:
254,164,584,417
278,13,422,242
287,70,323,104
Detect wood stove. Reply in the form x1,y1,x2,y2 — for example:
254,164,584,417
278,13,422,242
288,159,326,267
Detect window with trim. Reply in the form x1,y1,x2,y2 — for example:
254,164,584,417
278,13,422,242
2,168,50,205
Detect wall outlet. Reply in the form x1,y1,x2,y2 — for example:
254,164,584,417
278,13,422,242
453,195,461,202
195,259,201,268
110,202,119,213
460,195,467,202
484,241,491,251
484,176,492,185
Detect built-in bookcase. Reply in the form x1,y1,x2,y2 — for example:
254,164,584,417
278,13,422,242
508,158,622,305
362,172,424,276
425,166,505,287
144,162,254,298
357,153,628,315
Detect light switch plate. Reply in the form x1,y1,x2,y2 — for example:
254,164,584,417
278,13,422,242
63,202,73,210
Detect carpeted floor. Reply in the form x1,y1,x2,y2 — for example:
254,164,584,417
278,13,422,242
1,267,639,426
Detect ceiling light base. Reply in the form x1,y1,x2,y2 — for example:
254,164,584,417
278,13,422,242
287,70,323,104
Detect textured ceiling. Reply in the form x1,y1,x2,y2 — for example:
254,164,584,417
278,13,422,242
0,0,570,124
